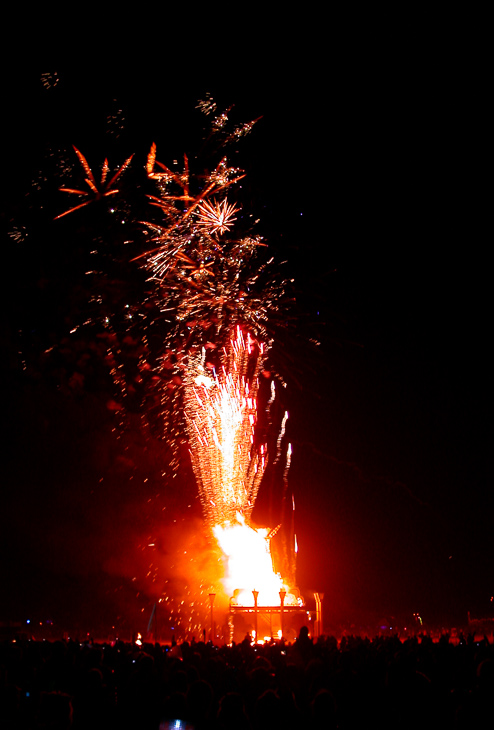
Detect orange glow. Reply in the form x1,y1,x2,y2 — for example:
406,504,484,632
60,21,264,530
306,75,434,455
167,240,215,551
214,516,292,606
183,327,298,606
183,327,266,527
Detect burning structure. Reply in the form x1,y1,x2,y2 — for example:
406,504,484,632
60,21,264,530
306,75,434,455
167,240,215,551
55,98,310,639
183,327,304,639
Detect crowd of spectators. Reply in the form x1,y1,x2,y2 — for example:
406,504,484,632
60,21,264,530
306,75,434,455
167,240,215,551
1,628,493,728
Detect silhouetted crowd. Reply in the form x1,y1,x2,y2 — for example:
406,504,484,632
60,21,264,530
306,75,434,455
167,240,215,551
1,628,493,728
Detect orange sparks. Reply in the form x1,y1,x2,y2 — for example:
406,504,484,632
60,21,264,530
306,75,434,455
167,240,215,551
183,327,298,607
54,146,134,219
183,327,265,527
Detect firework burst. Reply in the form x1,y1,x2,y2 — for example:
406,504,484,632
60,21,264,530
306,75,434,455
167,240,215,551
50,97,299,613
136,131,290,353
195,198,239,236
55,146,134,219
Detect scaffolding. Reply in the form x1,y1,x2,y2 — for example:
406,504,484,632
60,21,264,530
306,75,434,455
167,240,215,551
227,591,322,643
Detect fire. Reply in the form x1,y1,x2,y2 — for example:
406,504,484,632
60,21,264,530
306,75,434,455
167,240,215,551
183,327,298,607
214,515,292,606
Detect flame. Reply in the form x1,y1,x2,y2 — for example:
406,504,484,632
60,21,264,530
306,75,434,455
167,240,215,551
183,327,298,607
214,515,290,606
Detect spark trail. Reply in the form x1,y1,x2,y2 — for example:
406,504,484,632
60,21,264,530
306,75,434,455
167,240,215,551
183,327,266,527
183,326,298,606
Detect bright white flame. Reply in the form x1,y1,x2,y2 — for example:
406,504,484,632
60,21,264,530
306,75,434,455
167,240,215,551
194,374,214,388
196,198,239,235
214,515,297,606
183,327,299,606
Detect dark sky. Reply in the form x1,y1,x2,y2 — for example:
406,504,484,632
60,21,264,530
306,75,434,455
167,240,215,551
1,27,490,634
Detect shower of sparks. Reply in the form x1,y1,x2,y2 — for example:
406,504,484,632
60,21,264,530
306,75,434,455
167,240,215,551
212,106,232,132
54,146,134,219
144,107,292,570
137,140,288,347
50,97,300,614
182,326,299,606
41,71,59,89
196,93,217,116
141,144,245,243
195,198,240,236
183,326,266,527
8,225,28,244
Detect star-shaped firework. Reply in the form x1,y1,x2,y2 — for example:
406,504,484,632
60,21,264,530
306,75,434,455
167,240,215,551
195,198,240,236
54,146,134,219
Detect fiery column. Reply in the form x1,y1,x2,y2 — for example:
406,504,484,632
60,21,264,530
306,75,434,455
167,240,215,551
183,326,296,607
183,327,267,527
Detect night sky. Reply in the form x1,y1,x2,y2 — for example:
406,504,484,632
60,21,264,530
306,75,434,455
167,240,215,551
1,25,490,636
